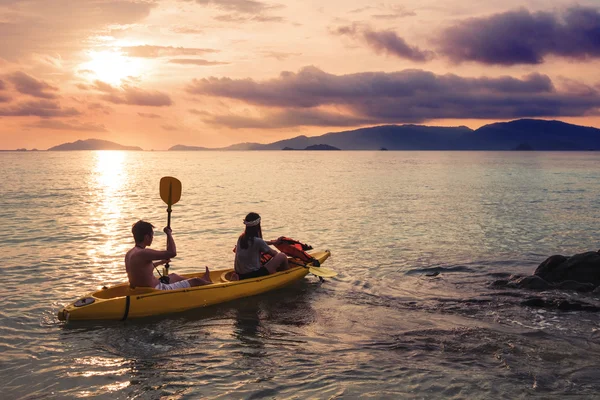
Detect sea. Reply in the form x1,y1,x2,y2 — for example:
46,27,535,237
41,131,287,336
1,150,600,399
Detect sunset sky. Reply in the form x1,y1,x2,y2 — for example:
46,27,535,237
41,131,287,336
1,0,600,150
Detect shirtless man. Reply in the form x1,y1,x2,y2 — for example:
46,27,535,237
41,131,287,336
125,220,212,290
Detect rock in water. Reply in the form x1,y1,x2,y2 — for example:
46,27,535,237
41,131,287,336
534,251,600,286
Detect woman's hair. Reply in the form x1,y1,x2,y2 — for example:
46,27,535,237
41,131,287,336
132,220,154,243
239,212,262,249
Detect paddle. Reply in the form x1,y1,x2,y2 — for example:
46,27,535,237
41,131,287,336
288,259,338,278
159,176,182,278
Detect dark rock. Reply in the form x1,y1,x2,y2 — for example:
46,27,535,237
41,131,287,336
521,297,600,312
535,251,600,286
512,142,534,151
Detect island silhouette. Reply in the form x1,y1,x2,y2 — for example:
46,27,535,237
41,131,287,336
13,118,600,151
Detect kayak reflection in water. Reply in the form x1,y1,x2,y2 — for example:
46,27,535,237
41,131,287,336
233,212,289,280
125,220,212,290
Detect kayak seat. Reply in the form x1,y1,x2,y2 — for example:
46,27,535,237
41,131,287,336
220,271,240,282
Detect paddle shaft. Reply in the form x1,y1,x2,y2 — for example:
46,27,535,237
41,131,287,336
288,259,337,278
164,181,173,272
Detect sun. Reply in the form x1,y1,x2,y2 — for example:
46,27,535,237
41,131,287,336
80,50,143,85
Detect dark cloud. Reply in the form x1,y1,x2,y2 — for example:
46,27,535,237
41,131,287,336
0,94,11,103
185,66,600,127
168,59,229,65
138,112,161,118
438,6,600,65
161,124,178,131
7,71,59,99
26,119,107,131
0,79,5,90
121,45,218,58
334,25,433,62
0,99,80,117
363,29,434,62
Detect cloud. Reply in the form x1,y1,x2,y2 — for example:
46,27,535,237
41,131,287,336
0,79,5,90
205,108,377,129
334,25,433,62
0,94,11,103
170,26,204,34
188,0,272,14
438,6,600,65
26,119,107,132
88,102,113,114
188,108,210,116
185,66,600,126
214,14,284,23
120,45,218,58
6,71,59,99
261,51,301,61
0,0,156,60
138,112,161,118
0,99,80,117
349,4,416,20
100,85,173,107
88,80,172,107
161,124,178,131
168,59,229,66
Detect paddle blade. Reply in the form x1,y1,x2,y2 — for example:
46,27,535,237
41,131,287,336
309,266,338,278
160,177,182,205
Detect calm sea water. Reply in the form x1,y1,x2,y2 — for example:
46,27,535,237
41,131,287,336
2,150,600,399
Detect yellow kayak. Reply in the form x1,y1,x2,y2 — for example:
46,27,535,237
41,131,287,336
57,250,332,321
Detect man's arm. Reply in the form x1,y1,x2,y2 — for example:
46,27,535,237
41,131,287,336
137,227,177,261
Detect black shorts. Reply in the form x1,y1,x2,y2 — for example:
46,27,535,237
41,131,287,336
238,267,269,280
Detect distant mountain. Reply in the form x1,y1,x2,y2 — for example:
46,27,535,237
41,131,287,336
458,119,600,150
169,144,211,151
48,139,142,151
282,144,341,150
260,119,599,151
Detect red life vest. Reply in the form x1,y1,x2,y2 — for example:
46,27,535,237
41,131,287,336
235,236,320,266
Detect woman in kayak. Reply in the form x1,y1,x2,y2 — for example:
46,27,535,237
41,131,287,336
234,212,289,280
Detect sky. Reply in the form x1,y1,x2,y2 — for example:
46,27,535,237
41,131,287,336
1,0,600,150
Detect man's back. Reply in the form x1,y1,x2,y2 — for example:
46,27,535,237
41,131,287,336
125,247,159,288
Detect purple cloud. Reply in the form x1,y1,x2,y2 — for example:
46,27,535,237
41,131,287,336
7,71,59,98
334,25,433,62
439,6,600,65
185,66,600,127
